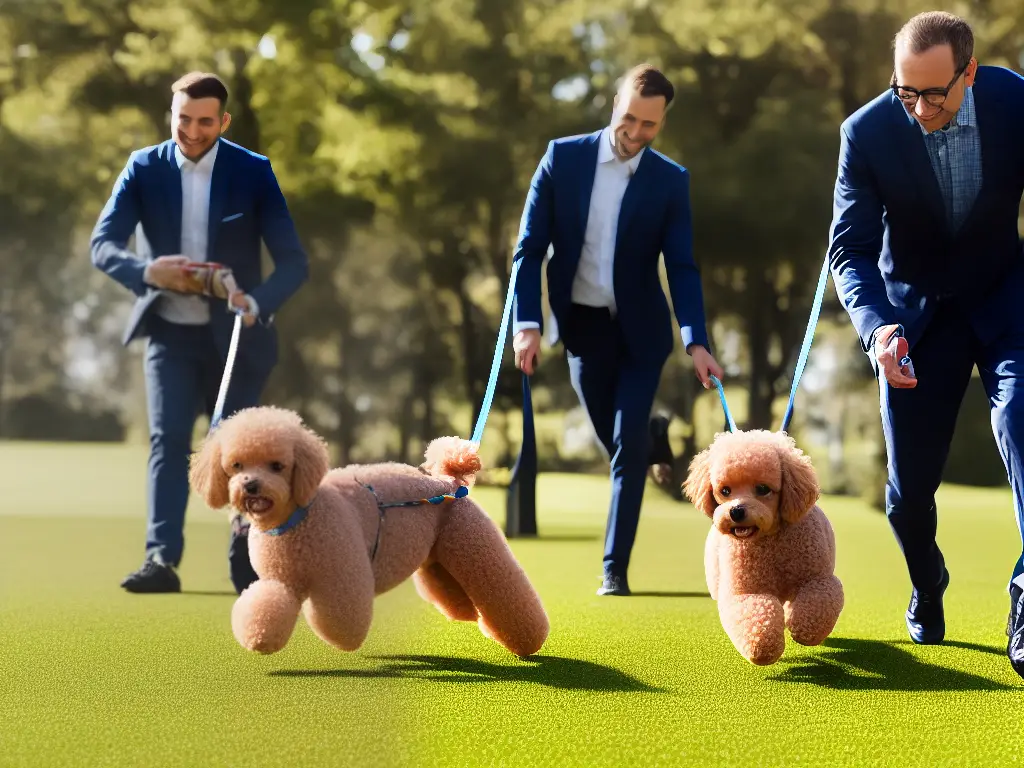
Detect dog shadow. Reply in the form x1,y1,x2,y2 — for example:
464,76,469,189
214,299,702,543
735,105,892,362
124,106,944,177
270,654,665,693
768,636,1017,691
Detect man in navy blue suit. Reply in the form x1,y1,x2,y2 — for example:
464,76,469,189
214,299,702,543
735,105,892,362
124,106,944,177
511,64,723,597
91,72,308,595
827,11,1024,678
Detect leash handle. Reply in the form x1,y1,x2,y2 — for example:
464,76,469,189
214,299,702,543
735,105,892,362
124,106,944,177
470,257,522,446
780,253,830,434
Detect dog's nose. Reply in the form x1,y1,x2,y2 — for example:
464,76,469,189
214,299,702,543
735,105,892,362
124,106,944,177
243,479,260,495
729,505,746,522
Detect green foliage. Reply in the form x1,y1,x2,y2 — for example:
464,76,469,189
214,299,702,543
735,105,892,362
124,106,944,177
0,0,1021,491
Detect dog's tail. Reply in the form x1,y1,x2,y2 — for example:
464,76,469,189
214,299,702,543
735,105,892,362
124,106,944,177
422,436,483,488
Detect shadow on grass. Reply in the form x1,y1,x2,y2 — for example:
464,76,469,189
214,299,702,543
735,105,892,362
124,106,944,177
270,654,666,693
769,636,1018,691
505,533,601,543
181,590,237,597
630,591,711,599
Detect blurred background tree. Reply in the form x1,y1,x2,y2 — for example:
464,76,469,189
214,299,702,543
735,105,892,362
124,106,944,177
0,0,1021,507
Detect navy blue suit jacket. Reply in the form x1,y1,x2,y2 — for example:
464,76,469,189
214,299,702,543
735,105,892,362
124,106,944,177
90,138,308,371
512,130,710,365
828,66,1024,354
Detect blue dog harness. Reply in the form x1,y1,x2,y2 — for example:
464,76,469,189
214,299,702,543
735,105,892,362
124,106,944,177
262,484,470,561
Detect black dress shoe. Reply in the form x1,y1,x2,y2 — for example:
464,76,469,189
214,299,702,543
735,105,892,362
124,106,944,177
597,570,631,597
905,568,949,644
120,560,181,594
228,515,260,596
1008,584,1024,679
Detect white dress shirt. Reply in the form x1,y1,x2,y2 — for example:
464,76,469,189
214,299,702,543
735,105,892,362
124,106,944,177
151,140,220,325
515,127,644,335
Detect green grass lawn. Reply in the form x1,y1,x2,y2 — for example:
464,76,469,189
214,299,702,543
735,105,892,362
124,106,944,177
1,440,1022,767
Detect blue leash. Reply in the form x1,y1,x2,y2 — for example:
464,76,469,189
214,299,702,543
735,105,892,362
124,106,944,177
712,253,830,434
780,253,831,433
470,257,522,446
470,249,828,444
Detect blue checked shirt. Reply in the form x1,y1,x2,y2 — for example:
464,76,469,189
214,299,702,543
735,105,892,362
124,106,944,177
919,86,982,230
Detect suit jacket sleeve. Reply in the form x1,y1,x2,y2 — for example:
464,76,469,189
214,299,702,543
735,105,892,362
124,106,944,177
511,140,555,335
248,158,309,318
828,123,895,351
90,151,148,298
662,168,710,351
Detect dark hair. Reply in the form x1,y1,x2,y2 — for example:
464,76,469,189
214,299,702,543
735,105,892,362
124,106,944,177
620,63,675,108
894,11,974,71
171,71,229,109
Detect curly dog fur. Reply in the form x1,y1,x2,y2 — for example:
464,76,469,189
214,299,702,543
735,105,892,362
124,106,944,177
682,430,844,665
189,406,549,658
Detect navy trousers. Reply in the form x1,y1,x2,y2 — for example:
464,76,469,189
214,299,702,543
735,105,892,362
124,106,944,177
143,315,267,567
563,304,665,575
880,301,1024,593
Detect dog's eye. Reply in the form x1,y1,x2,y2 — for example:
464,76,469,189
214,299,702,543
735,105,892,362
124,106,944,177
231,462,242,471
720,487,731,497
756,484,772,496
269,461,285,473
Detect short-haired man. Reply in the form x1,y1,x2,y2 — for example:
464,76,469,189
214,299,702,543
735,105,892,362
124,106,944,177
512,64,723,597
827,12,1024,678
91,72,309,595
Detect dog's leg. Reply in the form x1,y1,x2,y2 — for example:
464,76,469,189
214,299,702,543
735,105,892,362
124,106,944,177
432,500,549,657
784,576,845,646
414,562,478,622
303,567,375,652
232,579,302,654
704,529,719,601
719,593,786,665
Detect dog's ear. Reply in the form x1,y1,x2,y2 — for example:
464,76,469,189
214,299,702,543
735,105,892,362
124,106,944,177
190,430,230,509
778,441,820,524
682,447,717,518
291,426,331,507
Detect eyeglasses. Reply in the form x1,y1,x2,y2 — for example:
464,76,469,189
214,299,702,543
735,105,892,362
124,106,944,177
891,64,967,110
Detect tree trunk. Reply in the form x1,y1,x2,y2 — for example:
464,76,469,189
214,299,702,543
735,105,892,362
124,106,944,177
0,286,9,438
456,280,484,427
228,48,260,152
746,277,775,430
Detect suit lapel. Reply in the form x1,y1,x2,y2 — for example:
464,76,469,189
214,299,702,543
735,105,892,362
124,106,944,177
163,141,183,253
207,140,230,259
888,95,948,231
577,131,602,232
955,75,999,233
615,149,651,252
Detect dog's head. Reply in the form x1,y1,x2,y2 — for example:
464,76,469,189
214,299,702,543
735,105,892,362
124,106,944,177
682,430,819,542
189,406,331,532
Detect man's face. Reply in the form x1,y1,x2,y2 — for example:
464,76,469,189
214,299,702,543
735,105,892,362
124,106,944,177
171,92,230,160
893,41,975,132
610,86,666,160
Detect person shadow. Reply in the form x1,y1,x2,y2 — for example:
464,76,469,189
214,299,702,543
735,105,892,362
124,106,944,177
768,636,1018,691
270,654,666,693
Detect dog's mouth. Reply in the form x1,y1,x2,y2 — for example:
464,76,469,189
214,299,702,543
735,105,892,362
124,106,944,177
244,495,274,515
730,525,759,539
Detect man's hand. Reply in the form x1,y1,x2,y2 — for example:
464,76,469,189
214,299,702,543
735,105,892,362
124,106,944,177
144,255,193,293
513,329,541,376
228,291,258,328
688,344,725,389
874,324,917,388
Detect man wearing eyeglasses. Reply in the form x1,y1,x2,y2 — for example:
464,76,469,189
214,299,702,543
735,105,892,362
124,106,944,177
827,10,1024,679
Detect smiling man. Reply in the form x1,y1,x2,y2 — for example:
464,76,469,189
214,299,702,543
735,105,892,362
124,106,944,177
91,72,309,596
826,12,1024,679
511,63,723,597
